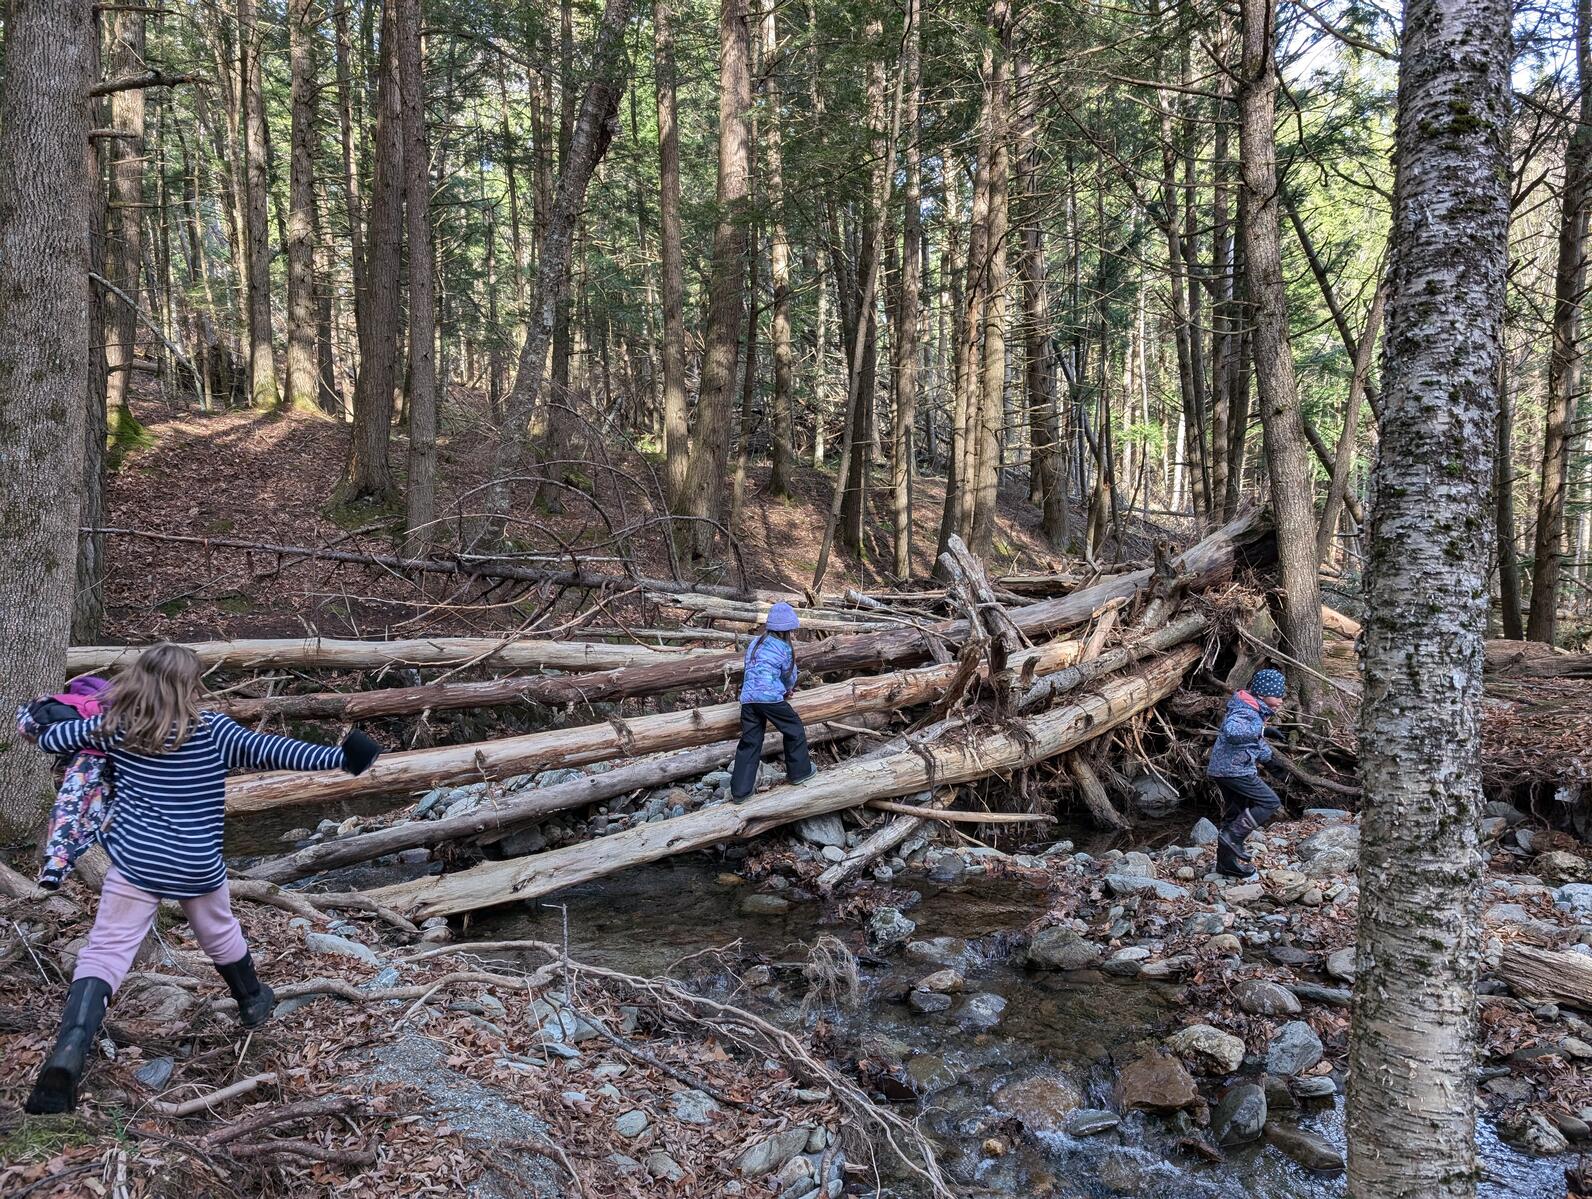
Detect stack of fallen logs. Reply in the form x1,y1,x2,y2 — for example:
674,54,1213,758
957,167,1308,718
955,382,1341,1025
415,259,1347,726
70,510,1276,918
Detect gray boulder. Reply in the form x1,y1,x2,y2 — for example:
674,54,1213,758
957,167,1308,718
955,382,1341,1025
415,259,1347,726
1266,1020,1324,1076
1235,979,1302,1016
1027,927,1101,971
1212,1083,1267,1146
867,907,916,953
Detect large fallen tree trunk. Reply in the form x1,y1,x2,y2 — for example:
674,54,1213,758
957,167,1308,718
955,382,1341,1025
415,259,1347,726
212,508,1264,724
223,632,1098,814
360,645,1203,916
241,717,880,884
70,636,713,675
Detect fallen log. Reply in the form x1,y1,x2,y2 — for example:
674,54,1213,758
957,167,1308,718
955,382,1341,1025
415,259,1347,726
1017,612,1209,713
361,646,1201,916
239,717,879,884
863,800,1052,823
1499,943,1592,1010
224,632,1098,814
70,636,713,675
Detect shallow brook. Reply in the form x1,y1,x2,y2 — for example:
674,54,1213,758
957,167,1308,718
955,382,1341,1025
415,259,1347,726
463,854,1566,1199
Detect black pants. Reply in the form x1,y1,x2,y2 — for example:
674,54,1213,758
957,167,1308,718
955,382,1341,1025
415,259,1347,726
1213,773,1281,826
730,702,813,799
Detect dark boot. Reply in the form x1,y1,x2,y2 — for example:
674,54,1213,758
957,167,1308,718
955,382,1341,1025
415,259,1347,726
1216,809,1262,879
216,953,275,1028
1216,836,1258,879
24,976,111,1114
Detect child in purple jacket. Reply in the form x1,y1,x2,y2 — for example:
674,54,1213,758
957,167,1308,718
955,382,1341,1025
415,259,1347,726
729,603,816,800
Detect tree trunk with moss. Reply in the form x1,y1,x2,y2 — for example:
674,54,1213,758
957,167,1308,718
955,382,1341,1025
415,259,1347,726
0,0,95,838
1347,0,1511,1193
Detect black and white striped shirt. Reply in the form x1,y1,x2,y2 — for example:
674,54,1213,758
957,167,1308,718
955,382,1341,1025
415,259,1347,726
39,712,344,899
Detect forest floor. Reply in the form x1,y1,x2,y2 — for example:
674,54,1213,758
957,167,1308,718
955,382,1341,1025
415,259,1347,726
96,386,1159,646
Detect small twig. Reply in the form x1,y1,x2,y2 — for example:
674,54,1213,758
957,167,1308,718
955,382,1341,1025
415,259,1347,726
148,1072,277,1117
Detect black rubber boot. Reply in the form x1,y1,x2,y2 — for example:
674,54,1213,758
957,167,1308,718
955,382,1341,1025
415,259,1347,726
24,976,112,1115
1216,809,1262,879
216,953,276,1028
1216,837,1258,879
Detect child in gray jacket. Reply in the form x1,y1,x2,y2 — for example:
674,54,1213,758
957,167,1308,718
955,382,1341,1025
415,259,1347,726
1206,667,1286,878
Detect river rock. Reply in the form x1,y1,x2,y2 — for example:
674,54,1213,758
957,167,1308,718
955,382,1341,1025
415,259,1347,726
1235,979,1301,1016
1167,1024,1246,1074
906,937,971,968
304,931,381,966
1120,851,1157,878
1264,1123,1345,1171
798,814,847,849
134,1056,174,1090
1226,882,1267,904
1265,869,1311,903
1537,851,1592,885
957,993,1008,1031
820,846,845,864
1065,1109,1121,1137
1131,773,1181,817
614,1110,650,1138
1501,1112,1571,1156
867,907,916,952
1266,1021,1324,1076
990,1074,1086,1133
915,969,965,993
1028,927,1101,971
646,1151,685,1182
1291,1075,1337,1100
1212,1083,1267,1146
737,1126,811,1177
1116,1052,1199,1112
1559,883,1592,916
739,893,792,916
1191,818,1220,847
1300,825,1360,860
908,989,953,1015
1290,983,1352,1008
671,1089,718,1125
1325,947,1356,981
1208,933,1243,955
1305,808,1352,822
1104,874,1188,901
906,1054,958,1092
1304,848,1357,878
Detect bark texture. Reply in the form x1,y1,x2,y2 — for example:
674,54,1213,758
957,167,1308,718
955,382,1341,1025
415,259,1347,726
285,0,322,412
1237,0,1322,694
103,9,147,433
0,0,95,836
400,0,438,553
1347,0,1511,1193
239,0,281,407
654,0,690,514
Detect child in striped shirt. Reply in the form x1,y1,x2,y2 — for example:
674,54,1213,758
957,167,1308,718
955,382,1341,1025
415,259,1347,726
20,643,382,1115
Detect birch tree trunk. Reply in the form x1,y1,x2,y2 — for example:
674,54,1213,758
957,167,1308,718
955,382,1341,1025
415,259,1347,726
239,0,280,408
0,0,95,837
1238,0,1322,695
1525,0,1591,644
654,0,690,514
400,0,437,553
1347,0,1511,1193
285,0,322,412
684,0,753,561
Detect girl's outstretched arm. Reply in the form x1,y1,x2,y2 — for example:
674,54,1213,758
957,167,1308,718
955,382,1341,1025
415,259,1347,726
206,713,346,772
35,715,116,756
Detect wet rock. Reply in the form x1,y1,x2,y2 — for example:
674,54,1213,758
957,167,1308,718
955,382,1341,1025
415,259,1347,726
1235,979,1302,1016
1097,1151,1154,1194
739,893,792,916
1300,825,1360,860
1212,1083,1267,1146
614,1110,650,1138
304,931,382,966
1141,954,1195,979
1191,818,1220,847
1120,851,1157,878
906,1054,958,1092
908,989,953,1015
1537,851,1592,885
905,937,971,968
1116,1052,1199,1112
1266,1021,1324,1076
1290,983,1352,1008
1551,1112,1591,1142
798,814,847,849
1167,1024,1246,1074
671,1089,718,1125
990,1074,1087,1133
1325,947,1356,981
1104,874,1188,901
915,968,964,994
867,907,916,953
1264,1123,1345,1172
1291,1075,1338,1101
1065,1109,1121,1137
134,1056,174,1090
737,1127,812,1177
1131,773,1181,817
1027,927,1101,971
928,857,966,884
1501,1112,1571,1156
958,993,1008,1031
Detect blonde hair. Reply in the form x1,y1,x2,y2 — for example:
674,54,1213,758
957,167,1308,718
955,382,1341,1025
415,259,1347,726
105,643,205,753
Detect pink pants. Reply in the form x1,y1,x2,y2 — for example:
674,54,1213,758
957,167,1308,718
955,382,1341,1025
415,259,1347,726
74,868,248,992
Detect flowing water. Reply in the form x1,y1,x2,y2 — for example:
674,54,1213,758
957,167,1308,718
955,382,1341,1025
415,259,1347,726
463,857,1567,1199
